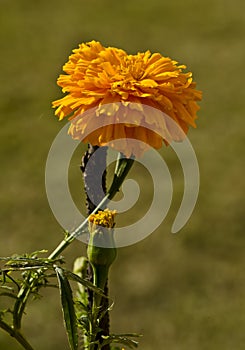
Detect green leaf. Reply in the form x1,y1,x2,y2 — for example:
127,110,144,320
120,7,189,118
65,270,107,298
101,333,141,348
55,267,78,350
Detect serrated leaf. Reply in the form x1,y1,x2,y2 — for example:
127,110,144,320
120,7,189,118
55,267,78,350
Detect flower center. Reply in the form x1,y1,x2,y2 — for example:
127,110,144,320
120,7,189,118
88,209,117,228
122,55,145,80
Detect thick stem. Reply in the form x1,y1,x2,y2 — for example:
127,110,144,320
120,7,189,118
92,265,109,309
81,145,110,350
46,150,134,348
81,145,107,213
92,266,110,350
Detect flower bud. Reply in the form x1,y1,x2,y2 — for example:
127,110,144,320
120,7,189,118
87,209,117,291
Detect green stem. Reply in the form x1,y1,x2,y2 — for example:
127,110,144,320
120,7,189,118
107,153,135,200
47,236,75,260
0,319,34,350
87,265,109,350
13,289,30,330
46,153,134,349
48,194,110,260
92,265,109,310
13,272,33,330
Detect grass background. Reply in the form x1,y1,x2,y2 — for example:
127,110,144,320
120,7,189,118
0,0,244,349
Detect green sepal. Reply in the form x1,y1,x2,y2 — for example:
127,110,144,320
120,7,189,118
87,226,117,292
87,228,117,265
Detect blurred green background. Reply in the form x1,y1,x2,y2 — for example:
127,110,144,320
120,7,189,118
0,0,244,349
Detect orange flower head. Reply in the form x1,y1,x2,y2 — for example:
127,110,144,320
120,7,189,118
52,41,202,157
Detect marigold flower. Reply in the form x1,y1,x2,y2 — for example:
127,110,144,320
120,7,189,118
53,40,202,156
